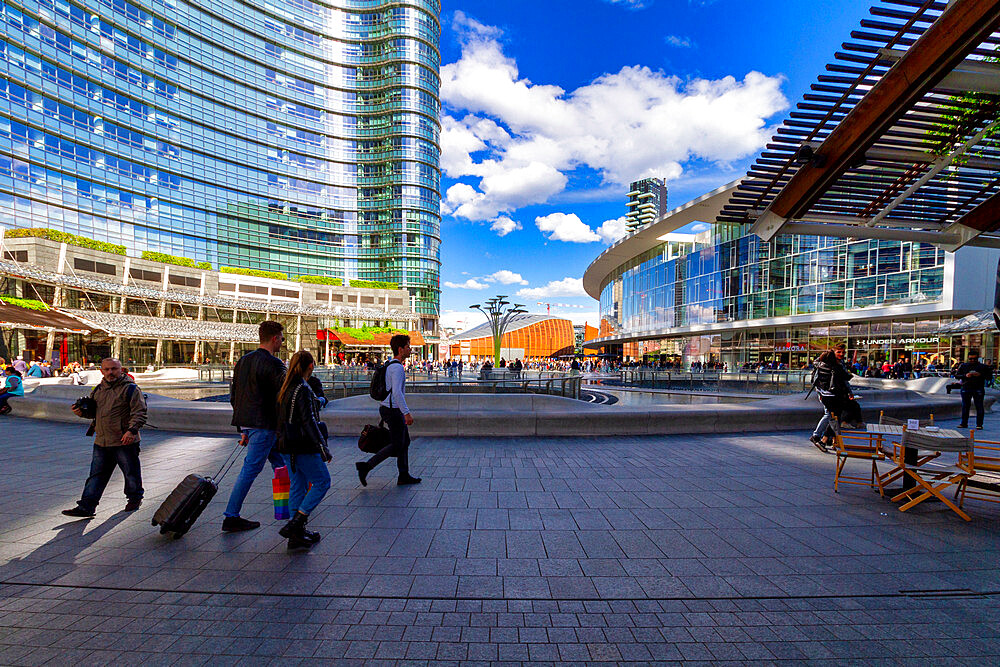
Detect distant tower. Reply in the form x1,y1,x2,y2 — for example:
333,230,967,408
625,178,668,233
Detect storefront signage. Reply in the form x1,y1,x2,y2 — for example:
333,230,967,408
857,336,939,346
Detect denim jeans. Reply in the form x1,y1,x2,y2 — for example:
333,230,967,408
813,395,842,439
813,404,832,439
224,428,283,518
283,453,331,516
78,444,143,512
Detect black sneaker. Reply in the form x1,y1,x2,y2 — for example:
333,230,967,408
397,476,422,486
355,462,369,487
124,499,142,512
809,435,828,452
222,516,260,532
61,506,95,518
958,424,969,429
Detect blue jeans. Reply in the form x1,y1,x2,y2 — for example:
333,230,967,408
79,444,143,512
224,428,283,518
813,395,841,439
283,453,331,516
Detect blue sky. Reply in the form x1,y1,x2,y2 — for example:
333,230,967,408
437,0,873,331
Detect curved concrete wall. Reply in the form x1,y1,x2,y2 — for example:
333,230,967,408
5,386,988,438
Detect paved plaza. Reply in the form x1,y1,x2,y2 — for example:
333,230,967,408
1,413,999,664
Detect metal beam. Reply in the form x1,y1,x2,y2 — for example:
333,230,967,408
752,0,1000,241
880,48,1000,94
940,192,1000,251
781,222,960,245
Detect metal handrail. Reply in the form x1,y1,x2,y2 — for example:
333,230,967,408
614,369,811,394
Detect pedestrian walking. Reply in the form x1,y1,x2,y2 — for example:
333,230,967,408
222,320,287,532
0,366,24,415
956,351,992,429
356,334,421,486
276,351,331,549
61,358,147,517
809,344,854,452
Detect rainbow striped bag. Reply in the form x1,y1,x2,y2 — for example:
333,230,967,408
272,466,290,520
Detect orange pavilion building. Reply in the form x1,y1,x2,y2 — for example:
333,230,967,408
448,314,575,361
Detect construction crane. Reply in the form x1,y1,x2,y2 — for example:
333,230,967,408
536,301,587,315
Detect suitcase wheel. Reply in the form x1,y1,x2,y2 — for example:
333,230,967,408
159,526,169,535
151,519,158,526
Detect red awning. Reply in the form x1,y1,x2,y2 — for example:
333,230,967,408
317,329,425,347
0,302,92,334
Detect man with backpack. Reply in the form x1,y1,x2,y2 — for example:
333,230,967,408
809,343,855,452
61,358,147,517
356,334,421,487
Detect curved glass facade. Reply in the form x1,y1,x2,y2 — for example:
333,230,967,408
0,0,441,321
600,226,946,339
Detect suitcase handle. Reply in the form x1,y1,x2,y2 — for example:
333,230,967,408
213,440,245,483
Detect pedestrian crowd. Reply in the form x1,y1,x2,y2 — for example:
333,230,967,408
53,321,417,551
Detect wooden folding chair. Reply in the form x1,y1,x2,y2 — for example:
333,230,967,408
957,436,1000,508
890,429,975,521
875,412,937,489
830,421,886,496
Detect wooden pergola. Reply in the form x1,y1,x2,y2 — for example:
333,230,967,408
720,0,1000,251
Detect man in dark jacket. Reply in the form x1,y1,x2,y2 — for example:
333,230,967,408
956,351,992,429
62,358,147,517
810,344,854,451
223,320,286,532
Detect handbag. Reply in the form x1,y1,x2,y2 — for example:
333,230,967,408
285,384,330,460
358,419,390,454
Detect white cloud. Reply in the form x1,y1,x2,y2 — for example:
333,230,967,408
486,270,528,285
566,311,600,326
665,35,694,48
605,0,650,8
597,216,629,243
440,308,488,332
443,278,489,290
517,277,589,299
532,212,628,244
490,215,522,237
440,18,786,221
535,212,601,243
691,222,710,232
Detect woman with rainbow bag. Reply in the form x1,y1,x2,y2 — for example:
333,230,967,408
275,351,332,550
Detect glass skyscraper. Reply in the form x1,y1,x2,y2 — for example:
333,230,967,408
0,0,442,328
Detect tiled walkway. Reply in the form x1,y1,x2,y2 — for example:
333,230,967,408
1,413,999,664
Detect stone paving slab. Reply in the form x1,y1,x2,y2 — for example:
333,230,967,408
1,413,1000,664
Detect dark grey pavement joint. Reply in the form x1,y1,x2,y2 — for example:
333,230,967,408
2,415,1000,664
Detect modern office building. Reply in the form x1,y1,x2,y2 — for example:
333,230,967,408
584,183,1000,368
625,178,668,233
0,231,420,365
448,314,575,361
0,0,442,334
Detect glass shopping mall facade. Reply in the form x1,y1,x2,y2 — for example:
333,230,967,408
0,0,442,329
587,219,1000,369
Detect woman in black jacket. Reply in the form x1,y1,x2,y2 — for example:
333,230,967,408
276,351,331,549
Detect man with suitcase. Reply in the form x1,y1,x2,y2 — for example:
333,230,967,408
222,320,287,532
62,358,147,517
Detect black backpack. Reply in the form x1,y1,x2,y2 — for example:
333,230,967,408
369,359,400,401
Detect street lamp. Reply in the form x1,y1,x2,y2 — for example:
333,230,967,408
469,296,527,364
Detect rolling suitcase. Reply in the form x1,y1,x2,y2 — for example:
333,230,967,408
152,441,242,538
